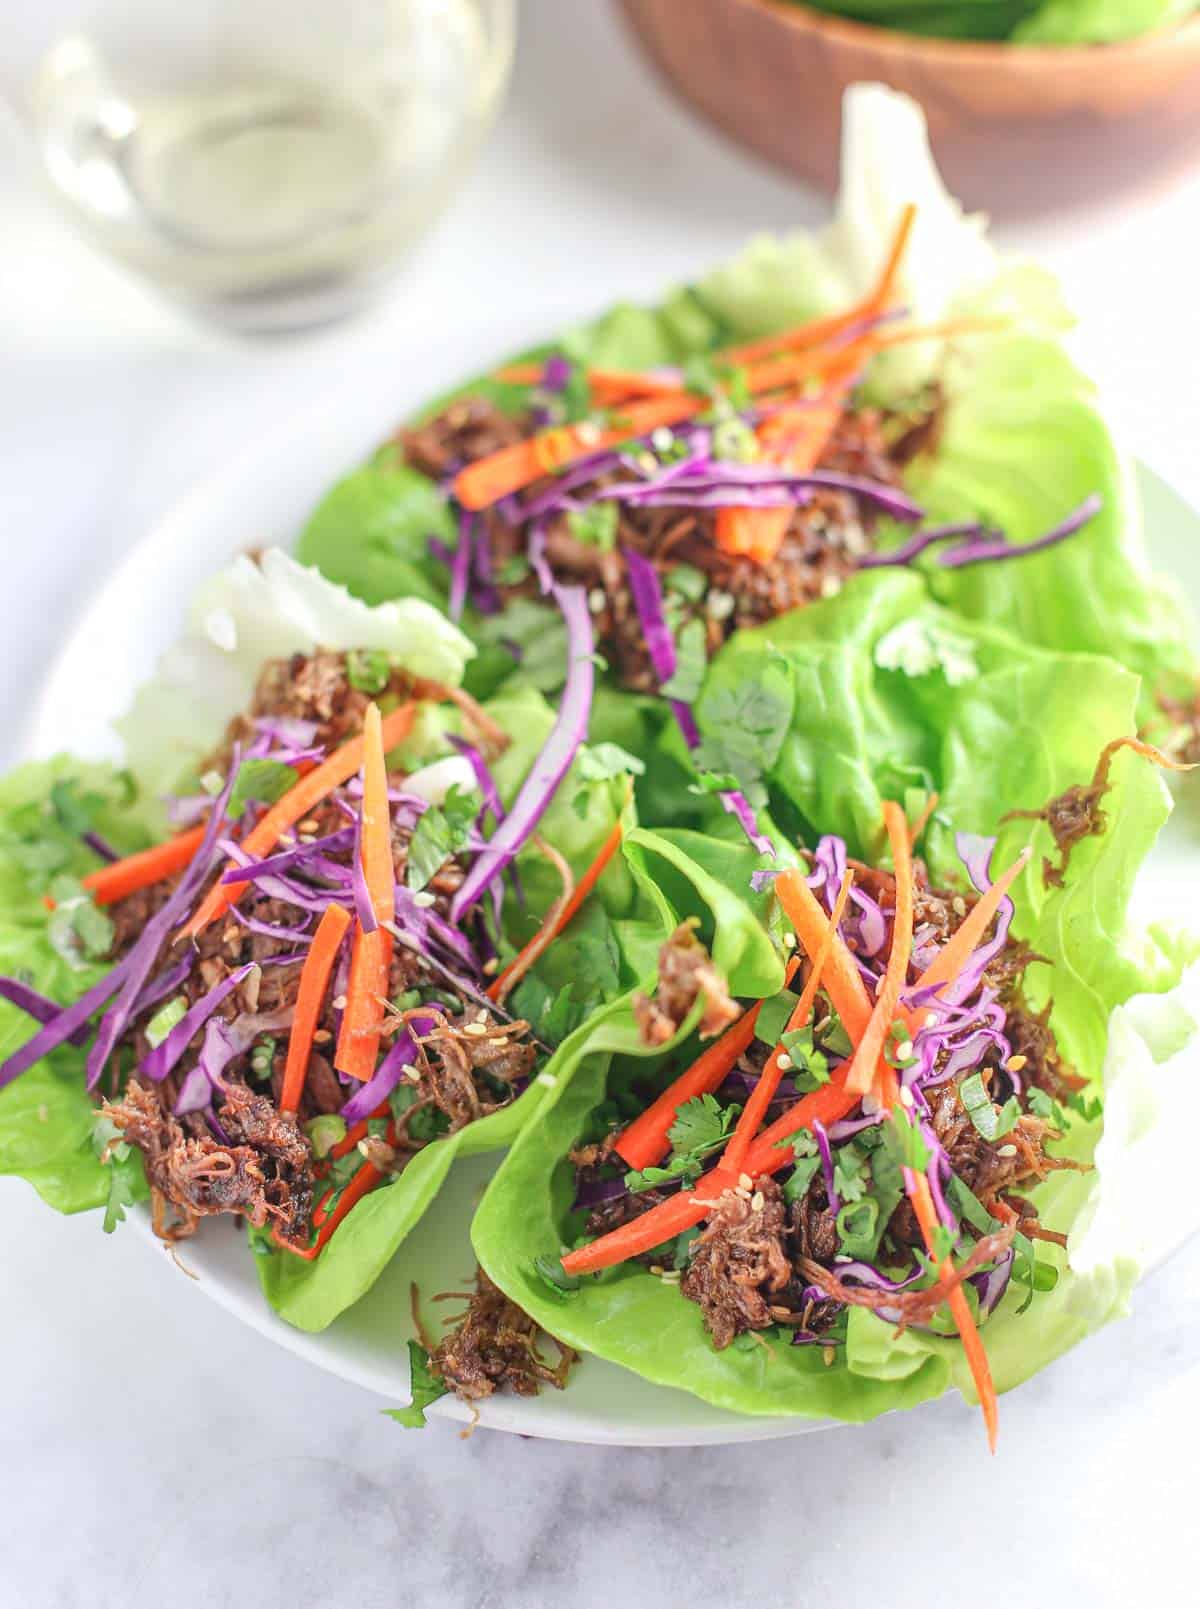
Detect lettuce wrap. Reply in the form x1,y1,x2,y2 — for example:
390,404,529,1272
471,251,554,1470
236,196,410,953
469,573,1200,1422
0,551,662,1333
293,84,1194,750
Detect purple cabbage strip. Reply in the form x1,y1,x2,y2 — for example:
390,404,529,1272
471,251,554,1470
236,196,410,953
217,831,357,889
174,1018,245,1116
750,867,782,894
936,494,1102,569
623,548,677,684
83,758,241,1092
139,963,257,1083
130,954,195,1018
349,804,378,936
0,978,92,1048
450,736,506,829
971,1247,1015,1318
82,830,119,864
812,1118,839,1213
450,582,595,922
339,1019,427,1123
572,1173,629,1210
541,354,572,392
857,520,985,570
449,511,474,622
254,714,319,747
229,906,315,947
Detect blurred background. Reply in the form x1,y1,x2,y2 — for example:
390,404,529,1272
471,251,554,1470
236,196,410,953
2,4,1200,1605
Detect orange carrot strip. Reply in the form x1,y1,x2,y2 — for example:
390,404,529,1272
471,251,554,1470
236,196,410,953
183,702,416,939
359,705,395,928
487,806,628,1004
723,873,854,1176
278,903,352,1115
908,790,940,850
720,875,849,1177
279,1125,397,1260
334,924,394,1081
843,801,914,1098
913,846,1032,998
81,824,209,908
773,869,874,1041
613,953,801,1172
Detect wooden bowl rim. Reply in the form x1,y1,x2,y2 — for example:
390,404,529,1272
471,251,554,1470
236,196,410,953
741,0,1200,66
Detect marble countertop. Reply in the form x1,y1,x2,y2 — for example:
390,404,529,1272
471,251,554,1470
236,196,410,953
3,5,1199,1604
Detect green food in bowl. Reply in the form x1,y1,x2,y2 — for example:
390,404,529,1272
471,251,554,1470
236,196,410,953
790,0,1195,46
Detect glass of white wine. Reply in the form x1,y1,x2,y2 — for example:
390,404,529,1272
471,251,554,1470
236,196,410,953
6,0,515,331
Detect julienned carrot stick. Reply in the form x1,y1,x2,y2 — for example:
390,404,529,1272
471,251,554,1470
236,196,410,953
913,846,1031,997
454,395,700,510
773,870,874,1042
844,802,914,1098
359,704,396,928
334,921,394,1082
183,702,416,939
81,824,209,907
723,873,854,1176
494,363,685,403
875,1056,999,1452
278,903,351,1115
487,797,628,1004
613,953,801,1172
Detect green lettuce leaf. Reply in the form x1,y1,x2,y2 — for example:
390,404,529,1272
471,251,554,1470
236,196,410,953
0,758,149,1215
472,594,1189,1420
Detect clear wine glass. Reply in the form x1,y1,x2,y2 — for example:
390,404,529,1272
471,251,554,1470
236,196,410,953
3,0,515,331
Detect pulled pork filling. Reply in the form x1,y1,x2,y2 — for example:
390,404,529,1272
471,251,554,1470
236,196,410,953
401,395,930,693
101,650,536,1246
570,842,1086,1353
426,1268,576,1402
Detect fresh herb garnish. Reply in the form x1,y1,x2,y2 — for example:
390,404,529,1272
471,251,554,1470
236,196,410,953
880,1106,930,1174
836,1197,880,1257
144,994,187,1049
624,1093,740,1193
346,648,391,693
533,1253,583,1298
229,758,299,816
305,1113,347,1159
566,501,619,551
406,783,476,890
959,1072,1021,1142
779,1024,831,1091
754,988,800,1048
664,564,707,603
875,618,979,687
249,1035,277,1083
660,618,708,702
46,875,114,971
384,1341,448,1428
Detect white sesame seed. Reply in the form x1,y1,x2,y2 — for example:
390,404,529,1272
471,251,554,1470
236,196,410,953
861,1092,882,1116
951,896,967,917
899,1086,914,1108
782,931,797,949
637,451,658,474
996,1144,1018,1158
412,891,437,909
1006,1054,1028,1073
738,1173,753,1191
751,1190,765,1212
822,1345,836,1367
820,574,843,599
648,1264,666,1277
650,427,674,451
776,1052,793,1072
482,958,499,976
588,588,607,614
896,1040,914,1061
661,1269,682,1284
462,1022,489,1037
707,590,735,622
332,995,347,1011
576,422,601,445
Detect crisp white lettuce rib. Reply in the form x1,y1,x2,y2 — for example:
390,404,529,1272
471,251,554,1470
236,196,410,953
116,547,473,815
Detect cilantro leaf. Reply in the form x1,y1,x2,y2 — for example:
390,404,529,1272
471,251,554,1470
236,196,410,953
779,1024,831,1091
533,1253,582,1298
880,1106,930,1174
384,1341,448,1428
576,742,645,783
667,1092,732,1158
755,988,800,1048
660,618,708,703
47,876,114,972
229,758,298,816
406,784,476,890
782,1153,823,1204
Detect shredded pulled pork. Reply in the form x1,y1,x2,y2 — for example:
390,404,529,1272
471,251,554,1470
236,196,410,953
429,1269,576,1400
798,1225,1016,1331
102,1079,313,1241
402,396,922,693
1002,735,1189,889
680,1177,792,1349
101,649,536,1244
633,921,739,1046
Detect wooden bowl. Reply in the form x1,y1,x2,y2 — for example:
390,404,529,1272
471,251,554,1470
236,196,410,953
618,0,1200,215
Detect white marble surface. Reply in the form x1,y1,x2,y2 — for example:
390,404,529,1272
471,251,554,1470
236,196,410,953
3,4,1200,1605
